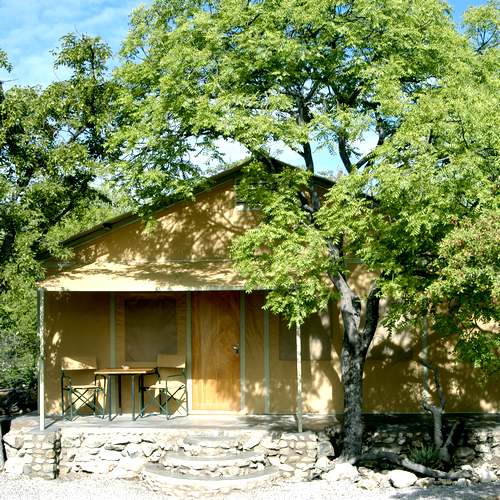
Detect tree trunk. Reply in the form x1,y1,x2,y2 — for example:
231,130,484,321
330,272,380,461
341,336,366,459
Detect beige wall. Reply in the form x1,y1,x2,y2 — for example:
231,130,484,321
45,292,110,415
45,288,500,416
70,181,258,266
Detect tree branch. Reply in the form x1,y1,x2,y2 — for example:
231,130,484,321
361,283,380,353
338,135,353,173
356,451,472,480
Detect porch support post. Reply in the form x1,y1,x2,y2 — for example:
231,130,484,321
109,292,116,367
421,317,431,405
295,322,303,433
37,288,45,431
263,309,270,414
186,291,192,413
239,292,246,412
109,292,117,413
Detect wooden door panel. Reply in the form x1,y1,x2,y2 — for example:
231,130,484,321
192,291,240,410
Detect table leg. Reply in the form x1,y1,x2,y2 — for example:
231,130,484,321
139,374,145,417
118,374,122,415
131,375,135,421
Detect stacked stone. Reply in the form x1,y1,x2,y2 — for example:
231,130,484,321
22,430,61,479
57,429,319,481
3,428,60,479
60,431,170,478
253,431,318,481
454,426,500,467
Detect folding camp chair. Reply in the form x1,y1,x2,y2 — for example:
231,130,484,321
139,354,187,419
61,356,106,420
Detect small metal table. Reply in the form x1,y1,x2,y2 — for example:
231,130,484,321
94,367,156,420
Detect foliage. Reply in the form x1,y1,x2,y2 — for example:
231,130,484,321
0,34,119,389
0,49,12,73
463,0,499,53
115,0,500,457
318,8,500,372
408,443,442,469
117,0,461,315
231,161,334,325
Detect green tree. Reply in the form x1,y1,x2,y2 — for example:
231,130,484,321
0,34,119,390
116,0,497,461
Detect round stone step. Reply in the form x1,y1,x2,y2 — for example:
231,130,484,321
143,463,281,496
162,450,266,477
181,435,242,456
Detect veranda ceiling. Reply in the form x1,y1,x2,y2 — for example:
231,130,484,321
40,260,247,292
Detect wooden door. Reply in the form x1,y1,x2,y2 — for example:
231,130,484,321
192,291,241,411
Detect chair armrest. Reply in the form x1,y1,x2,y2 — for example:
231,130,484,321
94,374,107,387
165,369,186,381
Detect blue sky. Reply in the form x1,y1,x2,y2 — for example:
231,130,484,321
0,0,485,170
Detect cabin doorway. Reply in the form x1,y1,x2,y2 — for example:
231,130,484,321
191,291,241,411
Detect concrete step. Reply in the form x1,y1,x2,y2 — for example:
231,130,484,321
143,463,281,494
161,450,267,476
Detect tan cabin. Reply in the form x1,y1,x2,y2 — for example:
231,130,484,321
37,163,500,429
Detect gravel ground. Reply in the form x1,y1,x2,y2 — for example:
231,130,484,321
0,475,498,500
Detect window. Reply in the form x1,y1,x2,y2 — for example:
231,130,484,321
125,297,177,363
279,307,333,361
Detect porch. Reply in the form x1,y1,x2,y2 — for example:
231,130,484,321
37,280,342,433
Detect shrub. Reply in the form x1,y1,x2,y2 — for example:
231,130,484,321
409,444,442,469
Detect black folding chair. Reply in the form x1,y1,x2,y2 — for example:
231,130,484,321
139,354,187,419
61,357,106,420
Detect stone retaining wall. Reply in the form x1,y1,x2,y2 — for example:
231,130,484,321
2,415,499,482
324,415,500,469
3,426,319,480
3,428,60,479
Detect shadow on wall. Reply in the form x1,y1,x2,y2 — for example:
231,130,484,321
74,182,258,265
363,327,500,414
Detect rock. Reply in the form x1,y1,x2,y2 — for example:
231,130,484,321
79,461,111,474
141,442,157,457
324,463,359,482
117,456,146,472
475,466,497,483
358,478,379,490
315,455,334,472
456,477,471,486
388,469,418,488
268,455,281,466
455,447,475,459
99,449,123,461
4,457,25,475
415,477,435,488
125,443,142,458
260,437,280,450
317,440,335,457
3,432,24,450
85,435,106,448
279,463,294,472
475,444,490,454
242,434,261,450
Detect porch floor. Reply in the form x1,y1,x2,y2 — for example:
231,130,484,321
13,413,340,433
